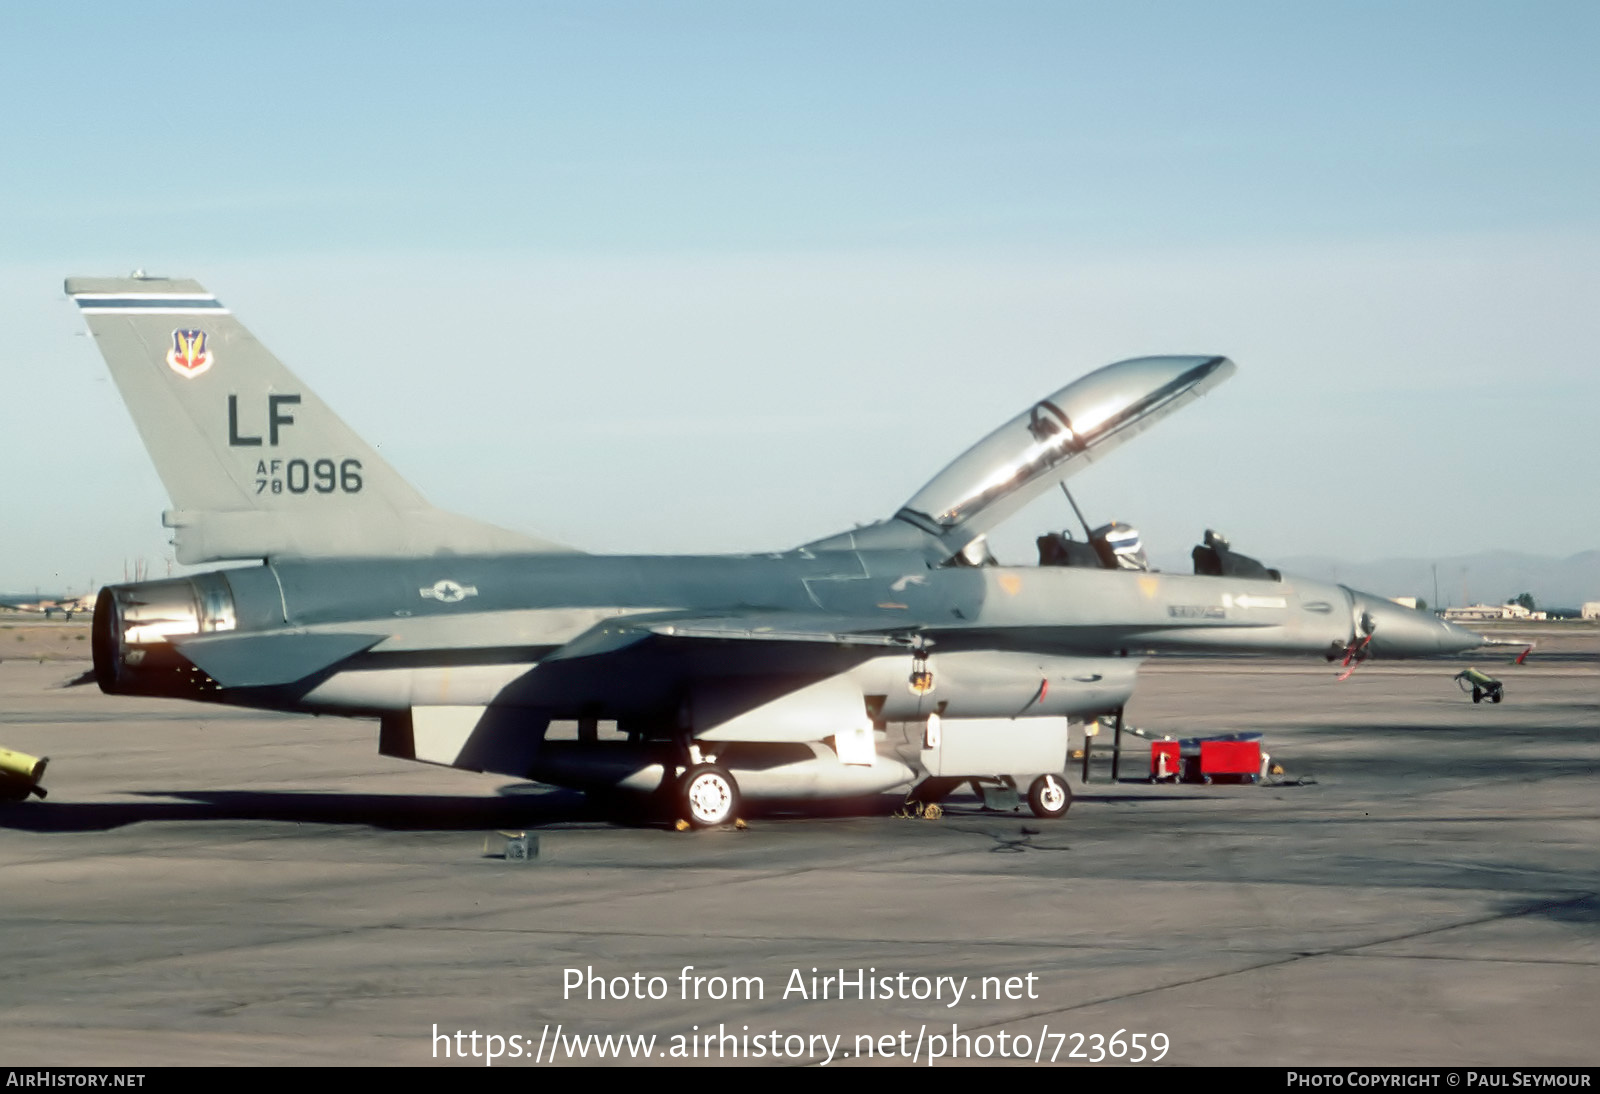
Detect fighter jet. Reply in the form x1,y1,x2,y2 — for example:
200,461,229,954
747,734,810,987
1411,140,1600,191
1,593,95,620
64,275,1484,826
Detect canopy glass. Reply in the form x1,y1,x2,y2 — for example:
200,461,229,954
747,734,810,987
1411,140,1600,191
899,355,1235,541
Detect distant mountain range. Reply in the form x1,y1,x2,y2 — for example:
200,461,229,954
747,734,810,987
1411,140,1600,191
1171,550,1600,610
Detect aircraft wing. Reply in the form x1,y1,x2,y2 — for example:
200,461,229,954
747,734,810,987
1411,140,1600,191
465,611,922,727
543,611,920,662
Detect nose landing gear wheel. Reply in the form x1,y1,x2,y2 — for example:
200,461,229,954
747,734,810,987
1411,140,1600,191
1027,773,1071,819
680,764,739,828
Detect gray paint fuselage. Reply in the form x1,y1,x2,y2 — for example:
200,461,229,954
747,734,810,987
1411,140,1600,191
188,549,1394,717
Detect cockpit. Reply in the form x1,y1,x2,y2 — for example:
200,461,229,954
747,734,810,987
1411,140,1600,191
807,354,1261,572
1035,522,1149,571
886,354,1281,580
1032,525,1283,581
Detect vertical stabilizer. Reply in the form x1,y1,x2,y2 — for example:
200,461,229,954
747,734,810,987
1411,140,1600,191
67,276,573,563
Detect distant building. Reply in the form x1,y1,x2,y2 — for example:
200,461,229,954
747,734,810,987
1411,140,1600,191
1444,605,1506,622
1582,602,1600,620
1444,602,1547,622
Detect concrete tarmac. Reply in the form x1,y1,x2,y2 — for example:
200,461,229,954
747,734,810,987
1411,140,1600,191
0,634,1595,1067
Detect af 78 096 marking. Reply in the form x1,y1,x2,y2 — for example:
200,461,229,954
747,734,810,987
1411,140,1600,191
253,458,363,495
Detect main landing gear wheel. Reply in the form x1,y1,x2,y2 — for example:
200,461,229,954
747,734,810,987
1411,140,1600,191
680,764,739,828
1027,773,1071,819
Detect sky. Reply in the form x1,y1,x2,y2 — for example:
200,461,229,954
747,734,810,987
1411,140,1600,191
2,1,1597,590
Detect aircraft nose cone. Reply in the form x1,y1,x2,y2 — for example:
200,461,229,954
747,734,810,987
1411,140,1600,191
1353,591,1484,657
1437,617,1487,655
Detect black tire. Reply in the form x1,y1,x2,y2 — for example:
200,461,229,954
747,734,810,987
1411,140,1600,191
1026,773,1072,819
1472,688,1483,703
679,764,739,828
1490,690,1503,704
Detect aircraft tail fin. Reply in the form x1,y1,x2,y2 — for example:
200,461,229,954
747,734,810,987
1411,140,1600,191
66,276,573,564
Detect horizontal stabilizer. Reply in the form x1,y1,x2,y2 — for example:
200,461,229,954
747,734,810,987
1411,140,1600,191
172,630,385,687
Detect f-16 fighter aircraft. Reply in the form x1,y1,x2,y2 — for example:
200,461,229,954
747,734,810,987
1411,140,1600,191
65,276,1484,826
1,592,95,620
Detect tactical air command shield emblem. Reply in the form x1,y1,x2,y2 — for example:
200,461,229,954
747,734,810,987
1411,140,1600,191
166,329,213,378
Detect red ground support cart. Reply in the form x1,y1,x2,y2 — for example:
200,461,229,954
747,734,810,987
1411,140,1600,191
1150,733,1266,784
1198,737,1262,784
1150,741,1181,782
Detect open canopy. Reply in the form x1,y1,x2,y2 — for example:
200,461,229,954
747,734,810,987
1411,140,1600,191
895,355,1235,552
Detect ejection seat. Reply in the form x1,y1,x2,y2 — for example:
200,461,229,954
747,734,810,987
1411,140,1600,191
1191,529,1281,581
1036,532,1102,568
1037,521,1149,571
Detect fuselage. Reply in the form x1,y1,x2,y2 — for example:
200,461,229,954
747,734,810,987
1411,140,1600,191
92,548,1480,722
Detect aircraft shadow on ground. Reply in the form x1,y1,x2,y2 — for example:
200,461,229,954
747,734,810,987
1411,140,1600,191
0,785,1223,834
1493,892,1600,925
0,789,604,834
1536,893,1600,923
1267,720,1600,783
0,788,923,833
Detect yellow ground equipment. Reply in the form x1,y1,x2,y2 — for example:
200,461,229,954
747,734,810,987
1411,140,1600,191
0,746,48,801
1454,667,1504,704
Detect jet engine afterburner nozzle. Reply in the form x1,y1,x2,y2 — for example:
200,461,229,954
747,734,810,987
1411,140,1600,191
92,574,237,697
